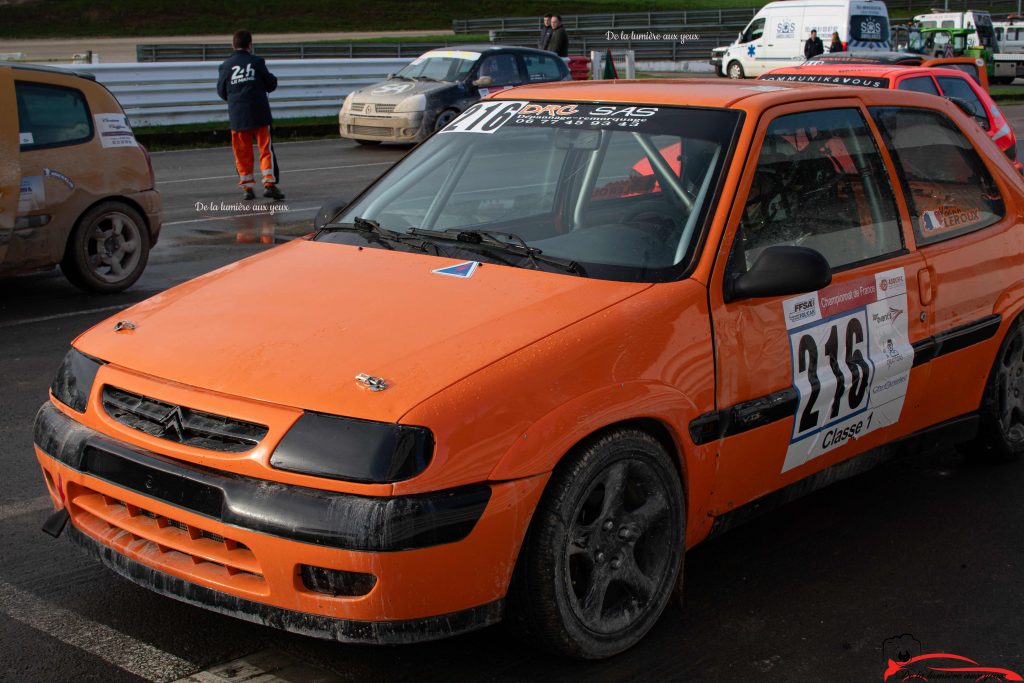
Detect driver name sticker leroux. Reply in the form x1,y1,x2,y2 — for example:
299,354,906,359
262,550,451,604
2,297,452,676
781,267,913,473
440,100,529,134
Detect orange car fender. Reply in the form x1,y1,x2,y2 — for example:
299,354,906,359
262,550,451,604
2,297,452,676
994,279,1024,330
487,380,718,547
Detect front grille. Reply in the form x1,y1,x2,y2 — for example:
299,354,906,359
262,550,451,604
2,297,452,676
102,386,268,453
374,103,396,114
350,102,367,113
349,125,392,136
70,483,267,595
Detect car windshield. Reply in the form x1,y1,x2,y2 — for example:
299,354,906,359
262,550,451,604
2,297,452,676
395,52,479,82
321,101,739,282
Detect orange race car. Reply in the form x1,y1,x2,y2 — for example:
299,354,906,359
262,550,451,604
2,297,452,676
34,80,1024,659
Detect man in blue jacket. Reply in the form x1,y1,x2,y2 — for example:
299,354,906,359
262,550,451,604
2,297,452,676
217,30,284,200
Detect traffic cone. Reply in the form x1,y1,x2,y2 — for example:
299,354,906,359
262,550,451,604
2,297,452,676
603,48,618,79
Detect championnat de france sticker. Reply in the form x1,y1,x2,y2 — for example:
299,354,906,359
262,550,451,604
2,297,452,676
780,267,913,472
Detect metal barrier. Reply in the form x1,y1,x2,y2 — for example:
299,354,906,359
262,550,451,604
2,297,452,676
451,8,759,34
137,35,736,63
137,41,484,62
63,59,412,127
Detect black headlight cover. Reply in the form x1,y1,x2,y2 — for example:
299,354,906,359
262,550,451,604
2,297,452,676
51,348,105,413
270,412,434,484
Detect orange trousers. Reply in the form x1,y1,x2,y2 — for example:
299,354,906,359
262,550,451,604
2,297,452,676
231,126,278,189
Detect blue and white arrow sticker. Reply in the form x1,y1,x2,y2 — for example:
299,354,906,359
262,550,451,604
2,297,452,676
432,261,480,278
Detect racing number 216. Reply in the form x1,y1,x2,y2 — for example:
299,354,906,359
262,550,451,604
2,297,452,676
794,313,873,435
443,101,526,134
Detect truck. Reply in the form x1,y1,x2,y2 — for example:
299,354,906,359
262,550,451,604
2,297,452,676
711,0,890,79
915,10,1020,83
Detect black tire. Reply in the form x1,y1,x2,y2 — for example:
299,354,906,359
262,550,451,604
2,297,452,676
966,316,1024,462
354,139,381,146
727,61,745,79
434,109,460,131
506,429,685,659
61,201,150,294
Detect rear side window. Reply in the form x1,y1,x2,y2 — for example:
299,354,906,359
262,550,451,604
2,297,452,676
16,81,93,149
734,108,903,271
523,53,565,82
870,107,1004,245
898,76,939,95
935,76,986,120
477,54,523,86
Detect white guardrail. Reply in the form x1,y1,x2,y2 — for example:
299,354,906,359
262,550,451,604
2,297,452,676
59,58,414,127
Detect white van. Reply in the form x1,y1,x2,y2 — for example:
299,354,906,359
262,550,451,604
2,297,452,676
995,19,1024,54
914,11,998,50
720,0,890,78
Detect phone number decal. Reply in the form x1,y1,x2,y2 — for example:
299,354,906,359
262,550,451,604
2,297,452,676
781,268,913,472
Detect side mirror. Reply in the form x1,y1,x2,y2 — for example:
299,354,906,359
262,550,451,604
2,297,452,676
725,246,832,302
473,75,494,87
386,73,395,79
945,96,989,130
738,31,744,42
313,198,348,231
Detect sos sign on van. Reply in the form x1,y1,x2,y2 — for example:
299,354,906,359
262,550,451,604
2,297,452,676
781,268,913,472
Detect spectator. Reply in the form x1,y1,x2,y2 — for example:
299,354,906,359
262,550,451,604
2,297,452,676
549,15,569,57
217,30,284,201
829,31,843,53
538,14,553,50
804,29,824,59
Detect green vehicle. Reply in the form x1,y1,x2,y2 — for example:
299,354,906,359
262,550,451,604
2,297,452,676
913,27,1010,83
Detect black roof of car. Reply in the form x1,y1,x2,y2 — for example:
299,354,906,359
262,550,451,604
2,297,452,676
1,62,97,81
424,44,563,57
816,51,925,65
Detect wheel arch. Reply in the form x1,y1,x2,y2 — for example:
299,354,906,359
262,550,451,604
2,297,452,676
488,381,716,543
71,195,155,241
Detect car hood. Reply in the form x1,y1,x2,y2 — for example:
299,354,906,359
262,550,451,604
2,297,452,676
351,78,458,104
74,240,649,422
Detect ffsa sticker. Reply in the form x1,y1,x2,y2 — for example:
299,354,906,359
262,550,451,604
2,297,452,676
781,268,913,472
440,100,528,134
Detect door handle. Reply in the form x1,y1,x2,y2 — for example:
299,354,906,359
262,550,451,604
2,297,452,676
918,267,934,306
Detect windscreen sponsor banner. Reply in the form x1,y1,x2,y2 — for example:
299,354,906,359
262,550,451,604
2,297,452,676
442,101,664,134
761,73,890,87
781,268,913,473
851,1,888,16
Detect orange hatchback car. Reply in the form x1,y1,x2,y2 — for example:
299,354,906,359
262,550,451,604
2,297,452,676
34,80,1024,659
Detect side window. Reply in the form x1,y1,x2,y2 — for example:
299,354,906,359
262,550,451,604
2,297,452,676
523,53,565,82
16,81,92,149
870,107,1004,245
734,108,904,271
743,18,766,43
477,54,522,86
898,76,939,95
935,76,986,120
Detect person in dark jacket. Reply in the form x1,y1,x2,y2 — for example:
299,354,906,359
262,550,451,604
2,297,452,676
804,29,825,59
828,31,843,53
217,30,284,200
548,15,569,57
538,14,553,50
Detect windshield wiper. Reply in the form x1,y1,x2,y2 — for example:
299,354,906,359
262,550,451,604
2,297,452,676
320,217,446,255
391,74,413,80
413,75,443,82
407,228,584,276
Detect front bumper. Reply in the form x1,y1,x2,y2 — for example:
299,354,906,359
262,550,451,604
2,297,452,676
338,111,427,143
34,401,546,641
